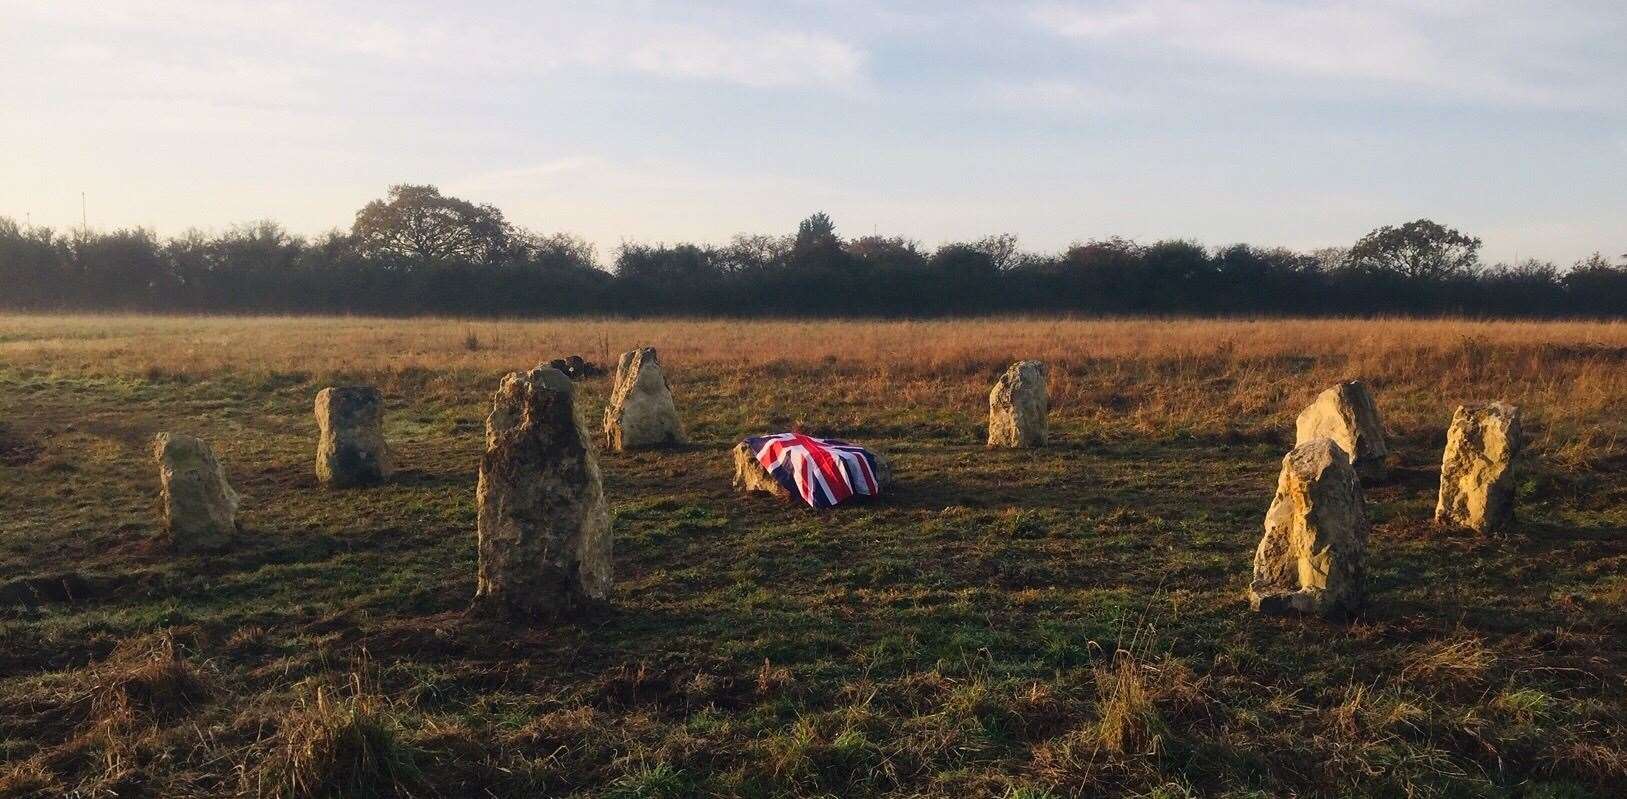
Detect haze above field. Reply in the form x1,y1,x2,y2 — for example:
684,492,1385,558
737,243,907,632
3,0,1625,264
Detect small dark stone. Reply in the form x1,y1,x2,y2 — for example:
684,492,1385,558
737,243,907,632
545,355,604,380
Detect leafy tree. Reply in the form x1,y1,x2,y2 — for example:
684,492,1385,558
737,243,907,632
614,242,720,285
793,212,840,258
0,219,64,307
1348,219,1481,281
68,226,167,308
351,184,513,265
926,243,999,311
1139,239,1215,310
1055,237,1144,311
1211,244,1321,313
846,234,924,268
1563,253,1627,315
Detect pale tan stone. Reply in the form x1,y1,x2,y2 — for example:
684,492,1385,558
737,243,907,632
988,360,1049,448
1249,438,1369,617
153,433,238,550
1435,402,1522,534
603,347,684,451
732,441,790,499
1295,380,1388,480
474,366,611,619
314,386,392,487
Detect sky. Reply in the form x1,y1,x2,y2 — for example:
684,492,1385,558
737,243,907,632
2,0,1625,266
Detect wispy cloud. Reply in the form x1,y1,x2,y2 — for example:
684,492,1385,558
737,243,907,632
4,0,867,91
1031,1,1433,80
621,29,863,89
977,77,1152,114
454,158,611,192
1026,0,1624,108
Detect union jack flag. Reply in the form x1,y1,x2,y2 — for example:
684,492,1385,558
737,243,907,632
744,433,883,509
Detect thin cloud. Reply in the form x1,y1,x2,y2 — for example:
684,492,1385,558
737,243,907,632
4,0,867,90
623,29,864,88
1026,0,1623,108
977,77,1152,114
455,158,610,192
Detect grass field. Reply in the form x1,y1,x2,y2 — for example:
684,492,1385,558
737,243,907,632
2,314,1626,798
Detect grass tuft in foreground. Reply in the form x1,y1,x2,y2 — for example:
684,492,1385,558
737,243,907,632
256,670,425,799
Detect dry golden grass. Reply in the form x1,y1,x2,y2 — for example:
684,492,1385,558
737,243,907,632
5,314,1624,376
1400,635,1497,687
4,313,1623,461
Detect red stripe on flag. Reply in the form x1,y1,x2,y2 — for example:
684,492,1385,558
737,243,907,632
790,433,852,505
850,450,878,494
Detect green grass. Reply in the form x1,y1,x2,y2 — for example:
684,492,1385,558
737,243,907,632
1,340,1625,797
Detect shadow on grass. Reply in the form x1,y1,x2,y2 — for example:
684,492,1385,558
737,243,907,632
1520,519,1627,544
387,468,477,491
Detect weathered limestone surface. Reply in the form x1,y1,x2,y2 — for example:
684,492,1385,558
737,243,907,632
732,441,790,498
988,360,1049,448
153,433,238,550
1295,380,1388,479
732,440,893,499
314,386,392,487
603,348,684,451
1249,438,1369,617
474,366,611,619
1435,402,1522,534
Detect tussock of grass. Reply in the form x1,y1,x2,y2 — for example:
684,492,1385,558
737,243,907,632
0,633,211,797
602,761,693,799
1093,650,1164,756
256,673,424,799
755,660,795,696
91,633,213,725
1330,683,1428,741
1492,687,1555,724
1546,738,1627,782
0,760,57,797
1400,636,1497,687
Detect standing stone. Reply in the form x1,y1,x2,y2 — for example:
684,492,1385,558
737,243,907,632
474,366,611,619
1295,380,1388,480
988,360,1049,448
153,433,238,550
1435,402,1522,534
1249,438,1369,617
314,386,392,487
603,347,684,451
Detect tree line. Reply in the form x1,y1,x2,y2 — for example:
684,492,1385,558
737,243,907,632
3,184,1624,317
